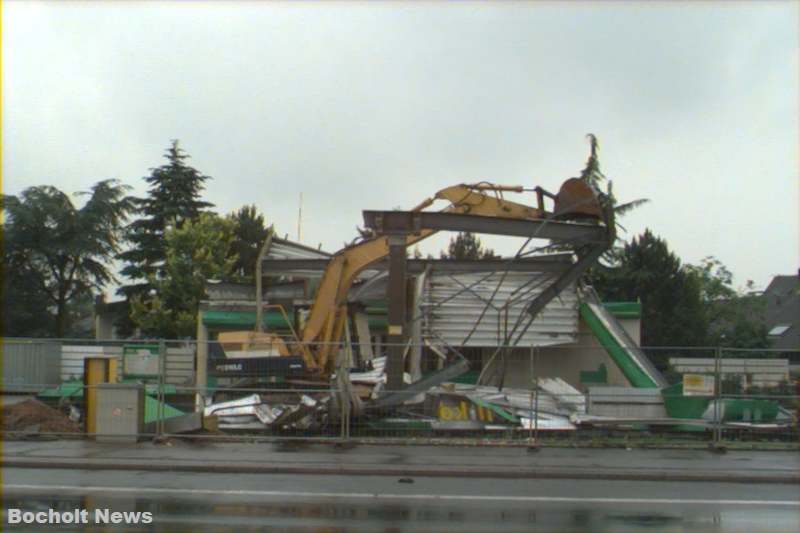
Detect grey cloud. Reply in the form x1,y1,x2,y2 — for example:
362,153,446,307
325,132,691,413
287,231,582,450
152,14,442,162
4,1,797,288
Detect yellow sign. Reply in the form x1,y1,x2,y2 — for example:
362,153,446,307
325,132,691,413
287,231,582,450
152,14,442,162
436,397,495,422
683,374,715,396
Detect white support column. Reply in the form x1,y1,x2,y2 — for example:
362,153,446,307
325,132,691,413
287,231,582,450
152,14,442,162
354,312,374,361
408,267,428,381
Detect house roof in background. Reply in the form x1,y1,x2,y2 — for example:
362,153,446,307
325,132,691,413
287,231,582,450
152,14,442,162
763,274,799,350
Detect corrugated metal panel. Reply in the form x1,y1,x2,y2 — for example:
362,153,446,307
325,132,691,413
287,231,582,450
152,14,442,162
349,271,388,301
268,239,330,260
265,283,307,299
165,347,195,385
263,245,383,283
206,282,257,301
2,341,62,391
423,271,578,347
264,239,331,278
206,280,309,302
586,386,667,418
61,345,122,382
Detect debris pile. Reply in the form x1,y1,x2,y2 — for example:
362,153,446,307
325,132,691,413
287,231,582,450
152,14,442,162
204,393,325,431
202,360,794,435
419,377,585,431
205,365,588,433
1,399,82,434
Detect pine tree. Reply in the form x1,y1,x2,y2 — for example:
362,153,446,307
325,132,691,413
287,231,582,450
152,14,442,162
440,232,497,260
228,205,270,280
118,140,214,306
594,229,708,350
578,134,649,217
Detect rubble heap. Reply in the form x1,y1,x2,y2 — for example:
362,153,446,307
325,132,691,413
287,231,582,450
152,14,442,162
1,399,81,434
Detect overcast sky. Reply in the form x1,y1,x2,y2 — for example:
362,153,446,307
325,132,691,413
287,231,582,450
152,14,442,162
4,1,798,292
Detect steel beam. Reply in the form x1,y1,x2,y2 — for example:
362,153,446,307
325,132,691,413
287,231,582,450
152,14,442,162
261,256,574,274
517,205,616,343
363,211,606,242
385,235,407,391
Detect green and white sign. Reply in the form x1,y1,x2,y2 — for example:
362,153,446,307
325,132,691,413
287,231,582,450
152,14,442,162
123,344,160,378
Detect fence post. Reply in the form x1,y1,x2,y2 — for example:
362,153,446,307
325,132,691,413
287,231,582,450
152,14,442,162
340,384,350,444
157,339,166,439
712,345,725,451
346,363,352,443
528,344,539,451
534,346,540,444
336,341,351,444
528,345,534,445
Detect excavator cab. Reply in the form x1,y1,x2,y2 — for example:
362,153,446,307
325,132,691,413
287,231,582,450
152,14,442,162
210,331,307,379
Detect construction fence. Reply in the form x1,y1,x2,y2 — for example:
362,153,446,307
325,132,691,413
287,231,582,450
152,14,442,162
1,338,798,448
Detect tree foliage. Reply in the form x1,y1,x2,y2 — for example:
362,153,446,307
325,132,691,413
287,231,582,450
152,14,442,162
1,254,56,337
685,256,769,348
593,240,770,351
1,181,134,337
228,205,270,280
118,140,214,299
684,256,736,302
578,134,649,224
130,213,237,338
593,229,708,348
440,232,497,260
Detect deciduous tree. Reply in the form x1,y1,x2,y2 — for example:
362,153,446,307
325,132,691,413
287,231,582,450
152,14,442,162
1,181,134,337
685,256,769,348
130,213,236,338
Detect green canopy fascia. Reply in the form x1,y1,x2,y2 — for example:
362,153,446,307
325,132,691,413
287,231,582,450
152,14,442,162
202,310,293,329
601,301,641,319
202,309,387,330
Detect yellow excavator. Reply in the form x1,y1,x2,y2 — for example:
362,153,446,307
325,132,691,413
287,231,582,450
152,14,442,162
218,177,606,378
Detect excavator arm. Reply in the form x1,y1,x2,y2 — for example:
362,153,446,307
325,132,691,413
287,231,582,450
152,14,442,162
299,180,604,374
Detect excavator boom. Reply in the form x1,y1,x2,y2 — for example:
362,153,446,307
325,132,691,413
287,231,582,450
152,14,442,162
299,180,604,374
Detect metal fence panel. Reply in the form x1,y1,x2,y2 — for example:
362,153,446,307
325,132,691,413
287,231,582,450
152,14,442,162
1,341,62,391
1,338,796,449
165,347,195,386
60,345,122,382
586,386,667,418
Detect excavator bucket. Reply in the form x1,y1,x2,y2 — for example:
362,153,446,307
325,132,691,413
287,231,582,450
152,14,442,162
553,178,603,220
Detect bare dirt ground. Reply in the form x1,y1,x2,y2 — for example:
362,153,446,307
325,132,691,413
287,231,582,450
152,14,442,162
1,399,81,433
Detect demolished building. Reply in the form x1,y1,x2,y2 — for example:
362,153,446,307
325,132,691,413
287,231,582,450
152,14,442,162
50,178,795,436
199,244,660,392
196,232,671,432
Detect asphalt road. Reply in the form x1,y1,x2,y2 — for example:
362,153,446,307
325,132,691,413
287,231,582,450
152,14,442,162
3,467,799,533
3,440,799,482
